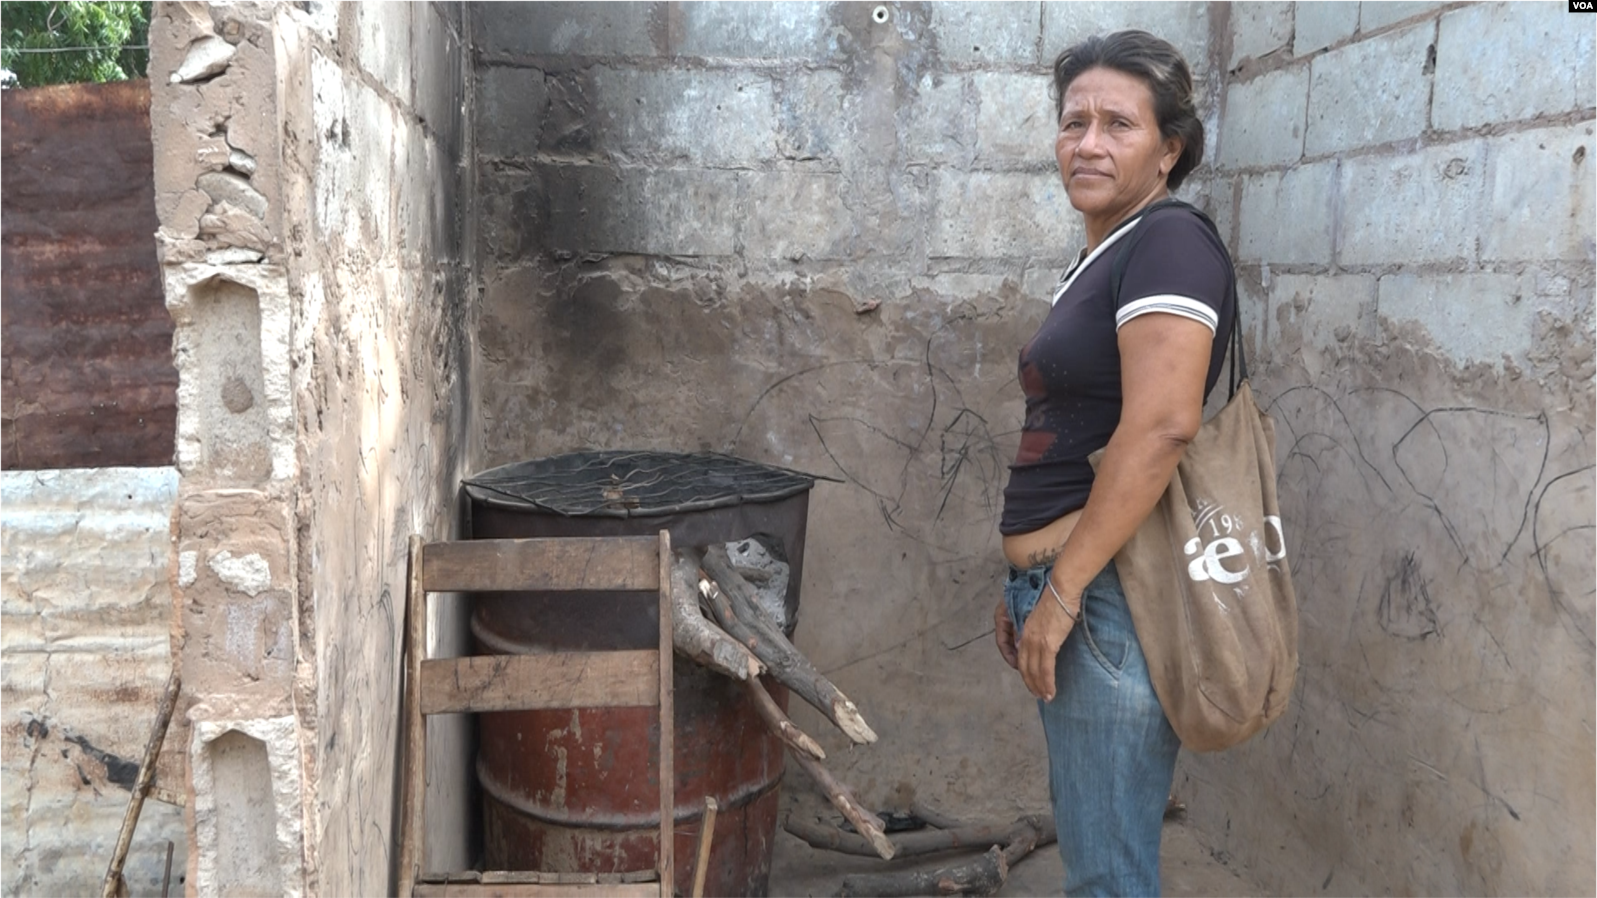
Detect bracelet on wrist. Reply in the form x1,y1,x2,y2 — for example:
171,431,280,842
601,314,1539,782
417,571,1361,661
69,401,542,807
1045,578,1079,623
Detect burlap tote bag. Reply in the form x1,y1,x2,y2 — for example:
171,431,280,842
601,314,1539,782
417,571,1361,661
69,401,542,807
1093,201,1299,752
1105,378,1298,752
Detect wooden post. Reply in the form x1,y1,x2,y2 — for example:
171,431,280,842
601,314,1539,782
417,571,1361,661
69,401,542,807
395,535,427,897
656,530,675,897
691,797,719,898
101,668,181,898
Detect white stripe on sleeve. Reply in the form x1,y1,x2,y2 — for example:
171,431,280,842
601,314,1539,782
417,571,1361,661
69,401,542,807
1115,295,1219,333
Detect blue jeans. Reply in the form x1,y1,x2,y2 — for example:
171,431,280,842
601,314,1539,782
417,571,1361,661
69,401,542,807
1004,561,1180,897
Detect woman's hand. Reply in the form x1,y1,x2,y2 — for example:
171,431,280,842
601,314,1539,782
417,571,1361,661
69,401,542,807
1018,584,1080,700
994,599,1020,669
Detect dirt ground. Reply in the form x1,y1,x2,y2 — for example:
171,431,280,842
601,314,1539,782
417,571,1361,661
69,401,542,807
768,801,1260,897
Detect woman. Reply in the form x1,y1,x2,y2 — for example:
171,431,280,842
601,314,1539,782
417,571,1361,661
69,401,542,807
993,31,1236,897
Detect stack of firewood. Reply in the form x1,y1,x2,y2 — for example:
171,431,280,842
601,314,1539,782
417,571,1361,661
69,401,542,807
672,543,1055,896
670,544,894,859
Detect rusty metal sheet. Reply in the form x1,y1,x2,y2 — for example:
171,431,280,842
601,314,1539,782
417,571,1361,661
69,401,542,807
2,80,176,469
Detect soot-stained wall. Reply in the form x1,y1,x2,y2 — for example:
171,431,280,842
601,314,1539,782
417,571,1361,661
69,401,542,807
471,0,1218,822
149,2,477,894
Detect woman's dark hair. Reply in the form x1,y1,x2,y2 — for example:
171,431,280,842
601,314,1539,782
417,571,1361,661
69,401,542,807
1050,30,1204,191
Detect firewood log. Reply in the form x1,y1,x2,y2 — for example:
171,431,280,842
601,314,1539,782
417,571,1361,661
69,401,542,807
669,550,763,681
834,816,1054,897
699,546,877,745
743,676,825,760
772,739,896,860
784,816,1024,859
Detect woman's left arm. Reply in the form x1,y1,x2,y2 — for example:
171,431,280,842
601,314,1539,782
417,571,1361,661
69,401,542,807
1017,312,1213,700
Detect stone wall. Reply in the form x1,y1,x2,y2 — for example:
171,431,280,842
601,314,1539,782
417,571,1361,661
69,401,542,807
1173,2,1595,895
1,81,178,470
2,468,185,898
148,2,475,895
472,0,1217,819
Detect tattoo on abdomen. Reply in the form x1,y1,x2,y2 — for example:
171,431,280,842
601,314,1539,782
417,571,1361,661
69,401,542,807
1025,546,1061,568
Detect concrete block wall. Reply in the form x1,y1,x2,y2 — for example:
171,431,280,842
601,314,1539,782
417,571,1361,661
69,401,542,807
1,468,185,897
472,0,1217,818
1176,3,1595,895
148,2,476,895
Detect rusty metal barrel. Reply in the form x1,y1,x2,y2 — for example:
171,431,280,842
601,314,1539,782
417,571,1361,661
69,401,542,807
462,451,818,897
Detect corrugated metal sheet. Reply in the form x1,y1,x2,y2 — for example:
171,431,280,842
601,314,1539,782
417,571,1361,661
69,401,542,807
1,81,177,470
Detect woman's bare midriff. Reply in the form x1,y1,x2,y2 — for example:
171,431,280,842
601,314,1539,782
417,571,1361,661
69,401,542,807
1002,508,1084,569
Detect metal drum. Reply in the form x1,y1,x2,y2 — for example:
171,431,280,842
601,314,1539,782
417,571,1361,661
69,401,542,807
463,451,817,897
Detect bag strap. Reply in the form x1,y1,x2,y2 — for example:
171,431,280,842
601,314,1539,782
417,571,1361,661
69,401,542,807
1109,198,1246,401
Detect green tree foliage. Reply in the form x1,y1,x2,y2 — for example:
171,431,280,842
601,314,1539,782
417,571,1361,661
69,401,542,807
1,1,151,88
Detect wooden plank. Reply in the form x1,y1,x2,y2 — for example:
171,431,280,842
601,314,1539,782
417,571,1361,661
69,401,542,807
421,537,660,593
654,531,675,892
419,651,659,715
412,882,660,898
397,536,427,897
479,869,654,882
420,871,657,885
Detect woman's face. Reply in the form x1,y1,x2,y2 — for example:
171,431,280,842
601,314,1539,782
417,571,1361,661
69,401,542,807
1055,66,1182,234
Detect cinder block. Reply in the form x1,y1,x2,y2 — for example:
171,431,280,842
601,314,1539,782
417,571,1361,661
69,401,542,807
414,3,465,143
900,73,973,167
545,68,776,167
1293,2,1359,55
399,117,449,263
1338,140,1484,266
1305,22,1431,157
1024,263,1066,303
1235,161,1336,264
673,2,839,60
1433,2,1595,131
1229,1,1294,66
775,70,854,165
312,53,397,252
477,66,548,158
355,1,411,103
476,1,660,57
1272,273,1378,371
1040,2,1209,78
1377,272,1540,369
1482,123,1596,263
545,165,739,256
742,172,856,260
1219,66,1308,169
930,170,1080,258
1358,0,1447,33
477,168,544,263
931,2,1041,66
973,72,1055,167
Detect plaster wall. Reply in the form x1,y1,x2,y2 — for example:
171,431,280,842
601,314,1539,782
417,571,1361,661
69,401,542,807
1173,3,1595,895
1,468,185,898
148,2,476,894
473,0,1218,821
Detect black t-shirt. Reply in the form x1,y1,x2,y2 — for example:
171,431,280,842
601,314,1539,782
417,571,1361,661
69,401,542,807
999,203,1236,536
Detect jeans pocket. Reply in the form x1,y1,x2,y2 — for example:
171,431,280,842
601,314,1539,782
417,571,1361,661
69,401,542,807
1075,586,1133,679
1004,567,1046,636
